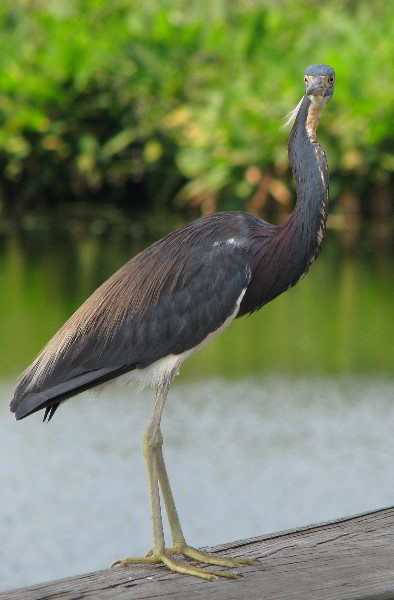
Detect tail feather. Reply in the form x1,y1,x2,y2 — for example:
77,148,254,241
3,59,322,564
11,364,134,420
43,404,59,422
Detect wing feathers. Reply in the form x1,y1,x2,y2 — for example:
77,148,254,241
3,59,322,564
11,212,252,419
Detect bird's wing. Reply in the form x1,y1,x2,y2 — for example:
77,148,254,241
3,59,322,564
11,232,250,419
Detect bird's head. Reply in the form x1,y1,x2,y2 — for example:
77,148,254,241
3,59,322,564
304,64,335,107
283,64,335,130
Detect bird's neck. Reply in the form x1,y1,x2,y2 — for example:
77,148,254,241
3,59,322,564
237,95,331,317
285,94,329,281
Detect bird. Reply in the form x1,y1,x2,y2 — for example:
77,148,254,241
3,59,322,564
11,64,335,581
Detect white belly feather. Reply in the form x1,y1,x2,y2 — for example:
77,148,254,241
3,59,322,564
113,287,247,390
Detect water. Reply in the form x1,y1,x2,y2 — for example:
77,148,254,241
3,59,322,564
1,376,394,591
0,221,393,378
0,219,393,591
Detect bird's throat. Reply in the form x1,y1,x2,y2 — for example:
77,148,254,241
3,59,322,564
305,95,329,143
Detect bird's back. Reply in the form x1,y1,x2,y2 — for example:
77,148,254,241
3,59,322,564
12,212,270,420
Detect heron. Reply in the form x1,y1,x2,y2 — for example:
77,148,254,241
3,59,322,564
11,64,335,581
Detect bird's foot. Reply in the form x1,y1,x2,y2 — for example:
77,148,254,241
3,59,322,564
111,544,256,581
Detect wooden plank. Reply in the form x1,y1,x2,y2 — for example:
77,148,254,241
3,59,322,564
2,507,394,600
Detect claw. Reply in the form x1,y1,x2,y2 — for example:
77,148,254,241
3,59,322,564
111,544,254,580
182,544,256,567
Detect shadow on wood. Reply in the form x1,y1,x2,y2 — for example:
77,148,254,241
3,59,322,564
2,507,394,600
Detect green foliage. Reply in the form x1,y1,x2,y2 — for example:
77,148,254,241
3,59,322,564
0,0,392,216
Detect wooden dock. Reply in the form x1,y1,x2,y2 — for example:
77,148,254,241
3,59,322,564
2,507,394,599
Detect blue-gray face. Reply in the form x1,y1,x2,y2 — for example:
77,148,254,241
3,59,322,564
304,64,335,99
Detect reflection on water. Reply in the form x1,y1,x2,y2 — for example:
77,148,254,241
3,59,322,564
0,221,393,378
1,375,393,591
0,218,393,591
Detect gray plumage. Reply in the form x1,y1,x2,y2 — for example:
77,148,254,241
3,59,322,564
11,64,335,423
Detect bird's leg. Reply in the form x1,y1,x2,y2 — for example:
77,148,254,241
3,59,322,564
155,429,255,568
154,431,185,549
111,376,252,580
111,387,167,566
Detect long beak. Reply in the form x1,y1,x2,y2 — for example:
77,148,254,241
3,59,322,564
306,76,324,96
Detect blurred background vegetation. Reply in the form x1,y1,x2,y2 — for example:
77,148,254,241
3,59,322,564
0,0,392,222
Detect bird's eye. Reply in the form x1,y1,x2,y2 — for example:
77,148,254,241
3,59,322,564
328,76,334,83
304,76,308,83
